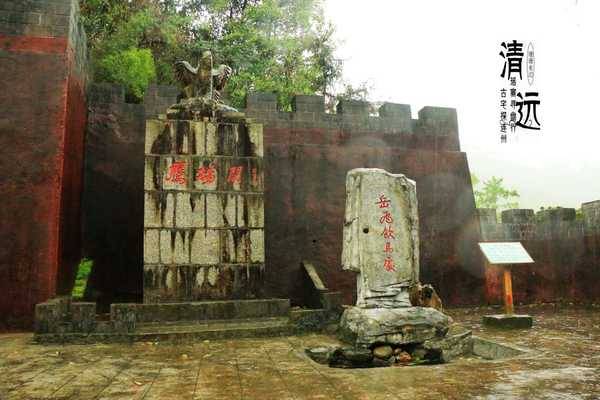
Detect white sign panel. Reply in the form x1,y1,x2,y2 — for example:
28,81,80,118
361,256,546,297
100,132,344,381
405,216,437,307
479,242,534,265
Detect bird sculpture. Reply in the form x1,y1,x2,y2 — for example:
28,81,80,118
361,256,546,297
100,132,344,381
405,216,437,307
174,51,232,102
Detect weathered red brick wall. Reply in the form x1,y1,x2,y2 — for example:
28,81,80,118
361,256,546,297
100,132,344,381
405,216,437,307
0,0,87,328
479,206,600,305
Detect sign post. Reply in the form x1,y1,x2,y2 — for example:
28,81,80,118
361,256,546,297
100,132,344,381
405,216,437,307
478,242,534,329
502,267,514,315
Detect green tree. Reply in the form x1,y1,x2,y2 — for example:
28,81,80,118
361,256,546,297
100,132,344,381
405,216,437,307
80,0,349,106
82,2,190,101
471,174,520,211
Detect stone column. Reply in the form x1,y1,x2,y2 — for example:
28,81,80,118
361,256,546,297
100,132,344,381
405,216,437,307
342,168,419,308
143,118,265,302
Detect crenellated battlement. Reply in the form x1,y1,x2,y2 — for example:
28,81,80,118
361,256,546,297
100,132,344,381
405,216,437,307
97,85,465,152
477,202,600,242
243,92,460,151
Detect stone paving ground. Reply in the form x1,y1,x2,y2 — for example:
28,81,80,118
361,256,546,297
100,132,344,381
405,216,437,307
1,305,599,400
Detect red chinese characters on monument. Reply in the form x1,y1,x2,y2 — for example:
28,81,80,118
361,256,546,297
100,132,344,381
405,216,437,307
165,160,187,185
376,194,396,272
227,166,244,184
195,163,216,185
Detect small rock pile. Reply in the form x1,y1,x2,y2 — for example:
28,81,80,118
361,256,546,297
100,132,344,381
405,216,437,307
306,329,472,368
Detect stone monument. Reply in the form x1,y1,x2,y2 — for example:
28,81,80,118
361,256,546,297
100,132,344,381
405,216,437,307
143,51,265,303
339,168,451,346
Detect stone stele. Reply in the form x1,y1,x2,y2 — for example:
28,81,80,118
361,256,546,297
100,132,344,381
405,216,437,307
341,168,419,308
339,168,451,346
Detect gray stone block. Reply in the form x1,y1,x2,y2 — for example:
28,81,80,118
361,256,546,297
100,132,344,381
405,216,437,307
339,306,452,346
472,336,527,359
249,229,265,263
88,83,125,105
582,200,600,228
245,92,278,110
292,95,324,113
110,304,137,333
423,330,473,362
143,265,190,303
305,346,336,364
71,302,96,333
160,229,182,264
190,229,219,264
416,106,458,137
320,291,343,312
536,208,576,223
378,103,411,119
145,120,165,155
477,208,498,224
482,314,533,329
35,302,60,334
206,193,224,227
175,192,193,228
144,192,162,227
501,209,534,224
337,100,369,115
94,321,113,334
56,321,73,334
290,309,330,332
143,229,160,264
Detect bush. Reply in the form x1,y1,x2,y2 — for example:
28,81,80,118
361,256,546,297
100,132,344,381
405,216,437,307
72,258,93,299
96,48,156,101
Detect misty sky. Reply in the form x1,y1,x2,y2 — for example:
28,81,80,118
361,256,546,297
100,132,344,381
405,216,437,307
324,0,600,210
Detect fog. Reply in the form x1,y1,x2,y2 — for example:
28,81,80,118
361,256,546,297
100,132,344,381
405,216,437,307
325,0,600,209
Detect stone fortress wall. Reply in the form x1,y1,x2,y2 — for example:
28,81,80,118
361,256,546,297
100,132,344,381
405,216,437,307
478,201,600,305
83,83,483,310
4,0,598,328
0,0,87,328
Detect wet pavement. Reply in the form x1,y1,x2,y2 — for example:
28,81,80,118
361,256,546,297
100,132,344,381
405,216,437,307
1,305,599,399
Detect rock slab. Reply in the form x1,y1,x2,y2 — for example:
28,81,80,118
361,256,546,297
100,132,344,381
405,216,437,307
482,314,533,329
423,330,473,363
339,306,452,346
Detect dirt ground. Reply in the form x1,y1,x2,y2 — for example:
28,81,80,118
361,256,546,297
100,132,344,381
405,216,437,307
1,305,599,400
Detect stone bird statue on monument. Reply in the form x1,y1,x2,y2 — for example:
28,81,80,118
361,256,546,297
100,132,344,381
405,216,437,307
174,50,232,102
169,50,239,119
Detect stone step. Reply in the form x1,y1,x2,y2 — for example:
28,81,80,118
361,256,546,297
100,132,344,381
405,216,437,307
113,298,291,323
132,317,293,341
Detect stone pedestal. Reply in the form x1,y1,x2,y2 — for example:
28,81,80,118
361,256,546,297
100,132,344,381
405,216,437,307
339,306,451,346
339,168,451,346
483,314,533,329
143,118,265,302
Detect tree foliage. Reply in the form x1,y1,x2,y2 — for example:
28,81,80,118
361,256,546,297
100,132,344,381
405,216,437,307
97,48,156,100
471,174,520,211
80,0,350,106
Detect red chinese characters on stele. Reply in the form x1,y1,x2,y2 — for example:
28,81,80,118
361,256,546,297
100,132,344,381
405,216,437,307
376,194,396,272
227,165,244,185
165,160,187,185
195,163,217,185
